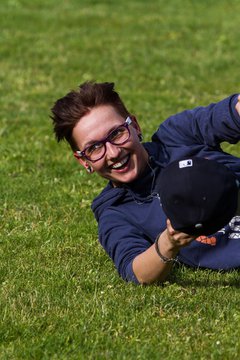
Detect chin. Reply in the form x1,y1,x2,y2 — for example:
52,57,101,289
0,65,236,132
120,171,139,184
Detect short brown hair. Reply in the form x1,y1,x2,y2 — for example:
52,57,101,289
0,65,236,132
50,81,130,151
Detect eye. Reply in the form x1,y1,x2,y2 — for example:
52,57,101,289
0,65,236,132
109,126,125,141
86,142,104,155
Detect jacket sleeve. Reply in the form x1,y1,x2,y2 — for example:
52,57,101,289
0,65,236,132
152,95,240,147
98,208,154,284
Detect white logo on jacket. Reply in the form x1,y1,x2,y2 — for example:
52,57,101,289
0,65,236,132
228,216,240,239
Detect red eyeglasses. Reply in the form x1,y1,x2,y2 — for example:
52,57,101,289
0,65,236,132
75,117,132,162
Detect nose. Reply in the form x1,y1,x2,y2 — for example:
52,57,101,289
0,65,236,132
105,141,121,159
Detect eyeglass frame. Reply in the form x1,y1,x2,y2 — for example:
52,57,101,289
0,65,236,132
75,116,132,163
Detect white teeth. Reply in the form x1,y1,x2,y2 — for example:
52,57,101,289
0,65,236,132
112,156,129,169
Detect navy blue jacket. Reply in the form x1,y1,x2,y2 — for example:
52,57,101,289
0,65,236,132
92,95,240,283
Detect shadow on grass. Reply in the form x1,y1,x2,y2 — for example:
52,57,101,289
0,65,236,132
167,263,240,288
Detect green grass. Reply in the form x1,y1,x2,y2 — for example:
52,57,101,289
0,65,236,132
1,0,240,358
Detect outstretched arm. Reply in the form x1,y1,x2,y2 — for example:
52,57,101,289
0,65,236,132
236,95,240,116
153,94,240,147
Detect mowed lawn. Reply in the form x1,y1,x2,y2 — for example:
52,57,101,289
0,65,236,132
1,0,240,359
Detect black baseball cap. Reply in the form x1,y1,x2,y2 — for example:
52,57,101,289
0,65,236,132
157,157,239,236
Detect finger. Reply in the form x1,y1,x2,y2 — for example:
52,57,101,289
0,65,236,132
166,218,177,236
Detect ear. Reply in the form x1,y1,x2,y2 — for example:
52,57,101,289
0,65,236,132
130,115,141,134
130,115,142,136
73,152,90,170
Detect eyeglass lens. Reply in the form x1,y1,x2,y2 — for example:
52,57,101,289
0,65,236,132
85,124,130,161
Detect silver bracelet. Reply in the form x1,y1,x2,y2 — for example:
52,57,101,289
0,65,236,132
155,235,177,263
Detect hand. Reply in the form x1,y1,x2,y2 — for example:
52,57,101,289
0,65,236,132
164,219,195,250
235,94,240,116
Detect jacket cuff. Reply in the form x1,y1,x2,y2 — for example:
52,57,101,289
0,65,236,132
124,260,140,284
230,94,240,120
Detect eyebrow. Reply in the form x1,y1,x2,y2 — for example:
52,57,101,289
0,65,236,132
83,124,122,148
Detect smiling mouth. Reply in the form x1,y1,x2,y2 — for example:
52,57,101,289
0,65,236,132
111,155,130,170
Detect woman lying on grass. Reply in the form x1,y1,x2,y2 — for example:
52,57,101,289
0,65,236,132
51,82,240,285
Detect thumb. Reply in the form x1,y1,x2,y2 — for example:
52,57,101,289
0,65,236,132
166,218,177,236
